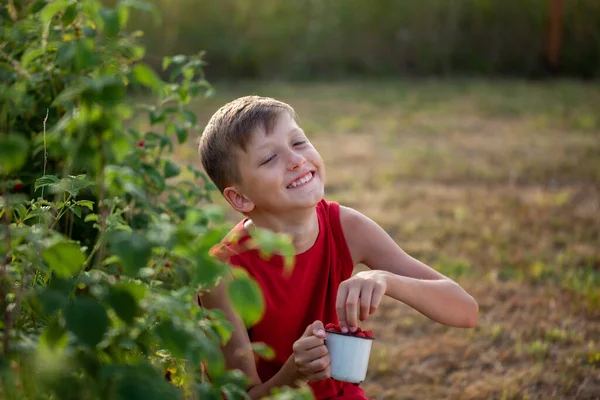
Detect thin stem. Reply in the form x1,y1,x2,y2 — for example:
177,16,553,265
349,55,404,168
95,138,107,270
41,108,49,198
49,194,72,230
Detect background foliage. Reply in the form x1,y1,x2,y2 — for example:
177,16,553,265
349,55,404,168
130,0,600,79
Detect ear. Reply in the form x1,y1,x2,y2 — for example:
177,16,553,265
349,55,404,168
223,186,255,214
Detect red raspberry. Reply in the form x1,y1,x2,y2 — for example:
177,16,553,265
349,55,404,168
164,261,172,268
325,323,342,332
137,140,146,148
13,182,23,192
355,331,366,338
364,331,374,339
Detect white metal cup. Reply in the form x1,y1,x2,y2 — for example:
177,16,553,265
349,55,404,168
325,330,374,383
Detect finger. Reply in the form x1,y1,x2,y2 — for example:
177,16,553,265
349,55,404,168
370,283,386,315
336,283,349,332
311,320,326,338
306,354,330,374
345,286,361,332
301,344,328,364
359,285,373,321
302,323,314,338
294,336,325,353
308,364,331,382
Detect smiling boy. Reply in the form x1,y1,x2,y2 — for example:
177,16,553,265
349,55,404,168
197,96,478,399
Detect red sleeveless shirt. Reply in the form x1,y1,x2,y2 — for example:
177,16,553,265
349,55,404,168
212,199,370,399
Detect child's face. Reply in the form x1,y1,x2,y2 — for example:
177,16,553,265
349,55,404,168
233,112,325,214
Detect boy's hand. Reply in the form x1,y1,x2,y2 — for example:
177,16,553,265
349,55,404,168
292,320,331,381
336,270,388,333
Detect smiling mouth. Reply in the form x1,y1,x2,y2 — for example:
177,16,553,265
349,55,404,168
287,171,315,188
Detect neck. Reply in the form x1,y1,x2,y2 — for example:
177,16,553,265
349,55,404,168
244,207,319,254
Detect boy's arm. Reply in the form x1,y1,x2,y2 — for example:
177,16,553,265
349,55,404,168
338,206,479,330
198,274,323,399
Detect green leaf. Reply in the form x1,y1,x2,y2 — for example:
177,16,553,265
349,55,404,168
108,287,139,324
123,182,146,202
83,26,97,38
227,269,265,327
143,164,165,191
221,384,250,400
196,383,221,400
196,335,225,377
61,3,78,26
84,213,98,222
117,3,129,27
132,63,162,91
109,363,181,400
193,254,227,287
0,135,29,175
88,76,125,106
175,125,188,144
75,200,94,211
163,160,180,179
162,57,172,71
108,230,151,276
35,175,60,191
115,282,147,302
149,110,165,125
182,110,197,126
251,342,275,360
53,83,88,105
40,0,71,24
14,204,28,221
42,241,85,278
21,47,46,69
56,41,76,67
110,133,131,163
178,87,191,104
154,320,190,359
64,174,94,197
69,205,82,218
65,298,109,348
74,39,99,71
99,8,120,37
40,317,68,350
38,289,68,316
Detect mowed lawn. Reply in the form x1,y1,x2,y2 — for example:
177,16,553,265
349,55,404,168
176,80,600,399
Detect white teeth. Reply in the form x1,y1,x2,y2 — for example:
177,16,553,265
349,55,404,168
289,172,313,188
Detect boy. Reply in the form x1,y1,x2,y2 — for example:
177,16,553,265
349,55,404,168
197,96,478,399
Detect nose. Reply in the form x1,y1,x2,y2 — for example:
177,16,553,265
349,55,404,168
286,149,306,170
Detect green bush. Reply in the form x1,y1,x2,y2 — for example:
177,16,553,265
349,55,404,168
0,1,306,398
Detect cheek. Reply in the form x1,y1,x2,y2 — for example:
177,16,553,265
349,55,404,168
307,148,324,166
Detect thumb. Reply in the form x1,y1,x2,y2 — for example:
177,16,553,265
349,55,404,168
311,320,326,338
302,320,326,338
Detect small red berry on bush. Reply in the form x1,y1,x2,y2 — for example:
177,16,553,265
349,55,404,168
164,261,172,268
13,182,23,192
137,140,146,148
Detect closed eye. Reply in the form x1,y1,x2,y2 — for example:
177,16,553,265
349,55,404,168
293,140,307,147
260,155,276,166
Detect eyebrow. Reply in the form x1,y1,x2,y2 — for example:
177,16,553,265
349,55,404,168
251,128,304,152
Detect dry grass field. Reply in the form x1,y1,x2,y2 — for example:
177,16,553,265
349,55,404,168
177,79,600,400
